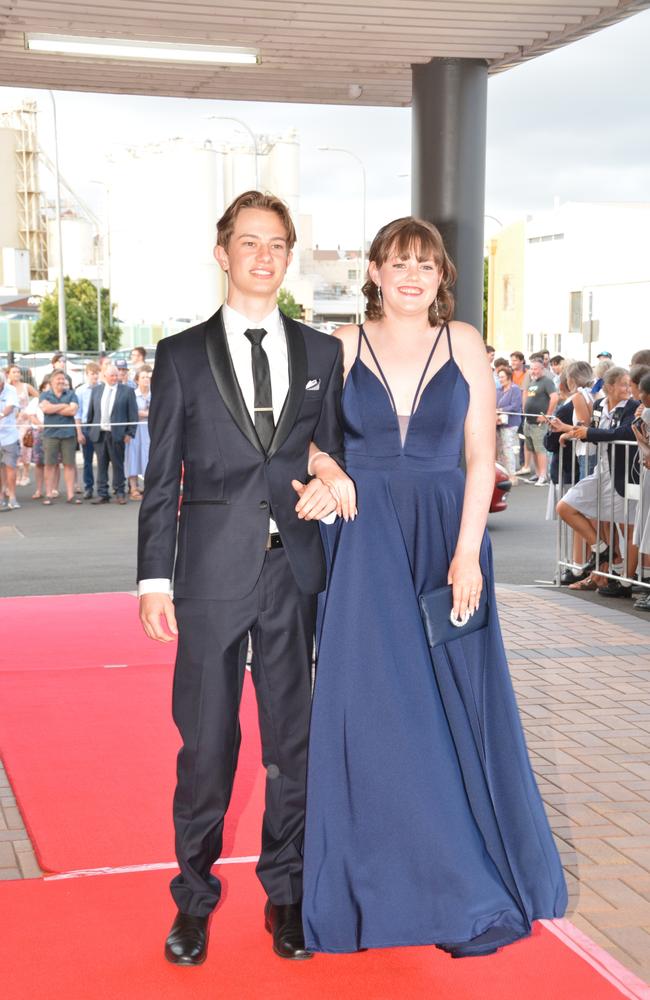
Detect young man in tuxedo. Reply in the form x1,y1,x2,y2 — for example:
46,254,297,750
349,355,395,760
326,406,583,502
138,191,354,965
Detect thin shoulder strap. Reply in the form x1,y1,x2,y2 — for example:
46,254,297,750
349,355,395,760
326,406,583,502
409,324,447,418
356,324,363,359
360,326,398,414
445,322,453,358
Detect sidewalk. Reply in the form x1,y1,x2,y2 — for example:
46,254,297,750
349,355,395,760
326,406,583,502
1,584,649,984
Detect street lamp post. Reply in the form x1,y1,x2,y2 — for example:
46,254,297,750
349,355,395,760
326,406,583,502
48,90,67,354
318,147,366,323
91,180,112,353
205,115,259,188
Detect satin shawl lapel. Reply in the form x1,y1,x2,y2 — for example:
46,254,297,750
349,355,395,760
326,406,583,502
204,307,263,455
267,312,308,459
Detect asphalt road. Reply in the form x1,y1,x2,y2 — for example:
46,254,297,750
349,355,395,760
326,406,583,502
1,477,646,620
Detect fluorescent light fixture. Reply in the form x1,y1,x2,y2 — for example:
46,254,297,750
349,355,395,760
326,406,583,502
25,34,259,65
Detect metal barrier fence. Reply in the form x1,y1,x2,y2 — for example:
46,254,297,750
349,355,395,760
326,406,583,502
556,437,649,591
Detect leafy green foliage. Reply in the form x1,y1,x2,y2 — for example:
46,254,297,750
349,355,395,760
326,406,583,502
277,287,303,320
32,277,121,352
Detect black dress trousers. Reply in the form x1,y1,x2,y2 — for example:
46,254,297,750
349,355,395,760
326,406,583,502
170,546,316,917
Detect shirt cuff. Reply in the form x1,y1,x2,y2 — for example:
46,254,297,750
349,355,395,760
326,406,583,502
138,578,172,597
320,511,337,525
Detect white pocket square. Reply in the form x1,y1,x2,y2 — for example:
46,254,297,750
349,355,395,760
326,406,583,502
305,378,321,391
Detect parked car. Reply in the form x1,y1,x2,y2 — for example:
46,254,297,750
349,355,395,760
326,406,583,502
15,352,94,389
490,463,512,513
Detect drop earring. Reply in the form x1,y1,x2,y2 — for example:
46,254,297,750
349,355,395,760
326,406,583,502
377,284,383,310
432,296,439,324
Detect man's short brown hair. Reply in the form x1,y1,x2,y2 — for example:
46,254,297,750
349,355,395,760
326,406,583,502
85,362,100,374
216,190,297,251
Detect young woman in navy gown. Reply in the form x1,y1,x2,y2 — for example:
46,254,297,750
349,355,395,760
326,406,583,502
303,217,567,957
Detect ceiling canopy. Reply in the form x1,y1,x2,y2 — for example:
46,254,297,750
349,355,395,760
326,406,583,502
0,0,648,106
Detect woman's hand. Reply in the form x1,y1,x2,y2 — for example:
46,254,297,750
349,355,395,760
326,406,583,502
569,425,588,440
309,453,357,521
548,416,571,434
447,550,483,620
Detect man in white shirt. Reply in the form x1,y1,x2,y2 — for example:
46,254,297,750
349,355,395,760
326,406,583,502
138,190,354,966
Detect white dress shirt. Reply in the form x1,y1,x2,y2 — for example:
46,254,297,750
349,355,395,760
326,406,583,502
100,383,117,432
139,304,292,597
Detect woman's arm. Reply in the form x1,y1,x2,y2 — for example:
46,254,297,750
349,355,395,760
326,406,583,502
305,326,358,521
448,322,496,619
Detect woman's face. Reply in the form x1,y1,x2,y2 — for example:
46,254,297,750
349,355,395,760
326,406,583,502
138,373,151,393
8,366,20,384
370,249,441,320
497,369,510,388
608,375,631,405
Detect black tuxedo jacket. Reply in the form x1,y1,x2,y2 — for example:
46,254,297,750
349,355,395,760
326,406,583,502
137,307,344,599
86,383,138,443
586,397,639,497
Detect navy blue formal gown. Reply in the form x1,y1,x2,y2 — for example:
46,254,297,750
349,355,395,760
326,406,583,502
302,324,567,956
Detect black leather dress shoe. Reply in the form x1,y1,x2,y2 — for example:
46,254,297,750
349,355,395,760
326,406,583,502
264,900,313,960
91,496,110,504
164,910,210,966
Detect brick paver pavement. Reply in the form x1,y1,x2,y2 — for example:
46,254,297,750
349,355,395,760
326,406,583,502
0,585,649,984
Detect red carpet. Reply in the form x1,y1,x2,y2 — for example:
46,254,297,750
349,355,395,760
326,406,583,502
0,665,264,873
0,593,177,671
0,866,632,1000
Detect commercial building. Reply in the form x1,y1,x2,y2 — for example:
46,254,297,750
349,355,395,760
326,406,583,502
487,201,650,363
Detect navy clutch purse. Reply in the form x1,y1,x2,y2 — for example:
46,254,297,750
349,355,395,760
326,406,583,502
418,578,488,648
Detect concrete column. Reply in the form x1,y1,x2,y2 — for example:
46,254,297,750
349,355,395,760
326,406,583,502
411,59,488,332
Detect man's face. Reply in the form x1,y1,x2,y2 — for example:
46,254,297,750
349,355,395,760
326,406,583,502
131,350,144,366
86,370,99,386
53,358,65,370
530,360,544,379
50,373,66,394
104,367,118,386
551,360,563,375
542,352,550,365
214,208,292,300
510,355,522,370
117,368,129,383
487,349,495,365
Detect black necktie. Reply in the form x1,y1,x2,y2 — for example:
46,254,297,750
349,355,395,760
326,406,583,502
244,328,275,450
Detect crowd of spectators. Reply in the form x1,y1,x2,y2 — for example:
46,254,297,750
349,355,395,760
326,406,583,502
0,346,151,509
2,339,649,608
491,344,650,609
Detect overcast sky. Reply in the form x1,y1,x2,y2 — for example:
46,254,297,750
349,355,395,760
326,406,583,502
1,7,649,250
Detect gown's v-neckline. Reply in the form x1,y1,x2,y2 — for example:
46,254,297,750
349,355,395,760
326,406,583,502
356,323,452,450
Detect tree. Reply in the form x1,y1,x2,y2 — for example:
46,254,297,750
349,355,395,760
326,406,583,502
277,287,303,320
32,277,121,352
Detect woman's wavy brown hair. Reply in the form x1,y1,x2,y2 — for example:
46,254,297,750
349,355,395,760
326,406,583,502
362,216,456,325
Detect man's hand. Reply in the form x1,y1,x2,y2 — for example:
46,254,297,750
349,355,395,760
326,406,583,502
139,593,178,643
77,431,86,445
291,478,338,521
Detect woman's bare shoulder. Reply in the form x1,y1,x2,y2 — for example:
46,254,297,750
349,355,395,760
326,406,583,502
332,323,360,346
447,320,484,354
